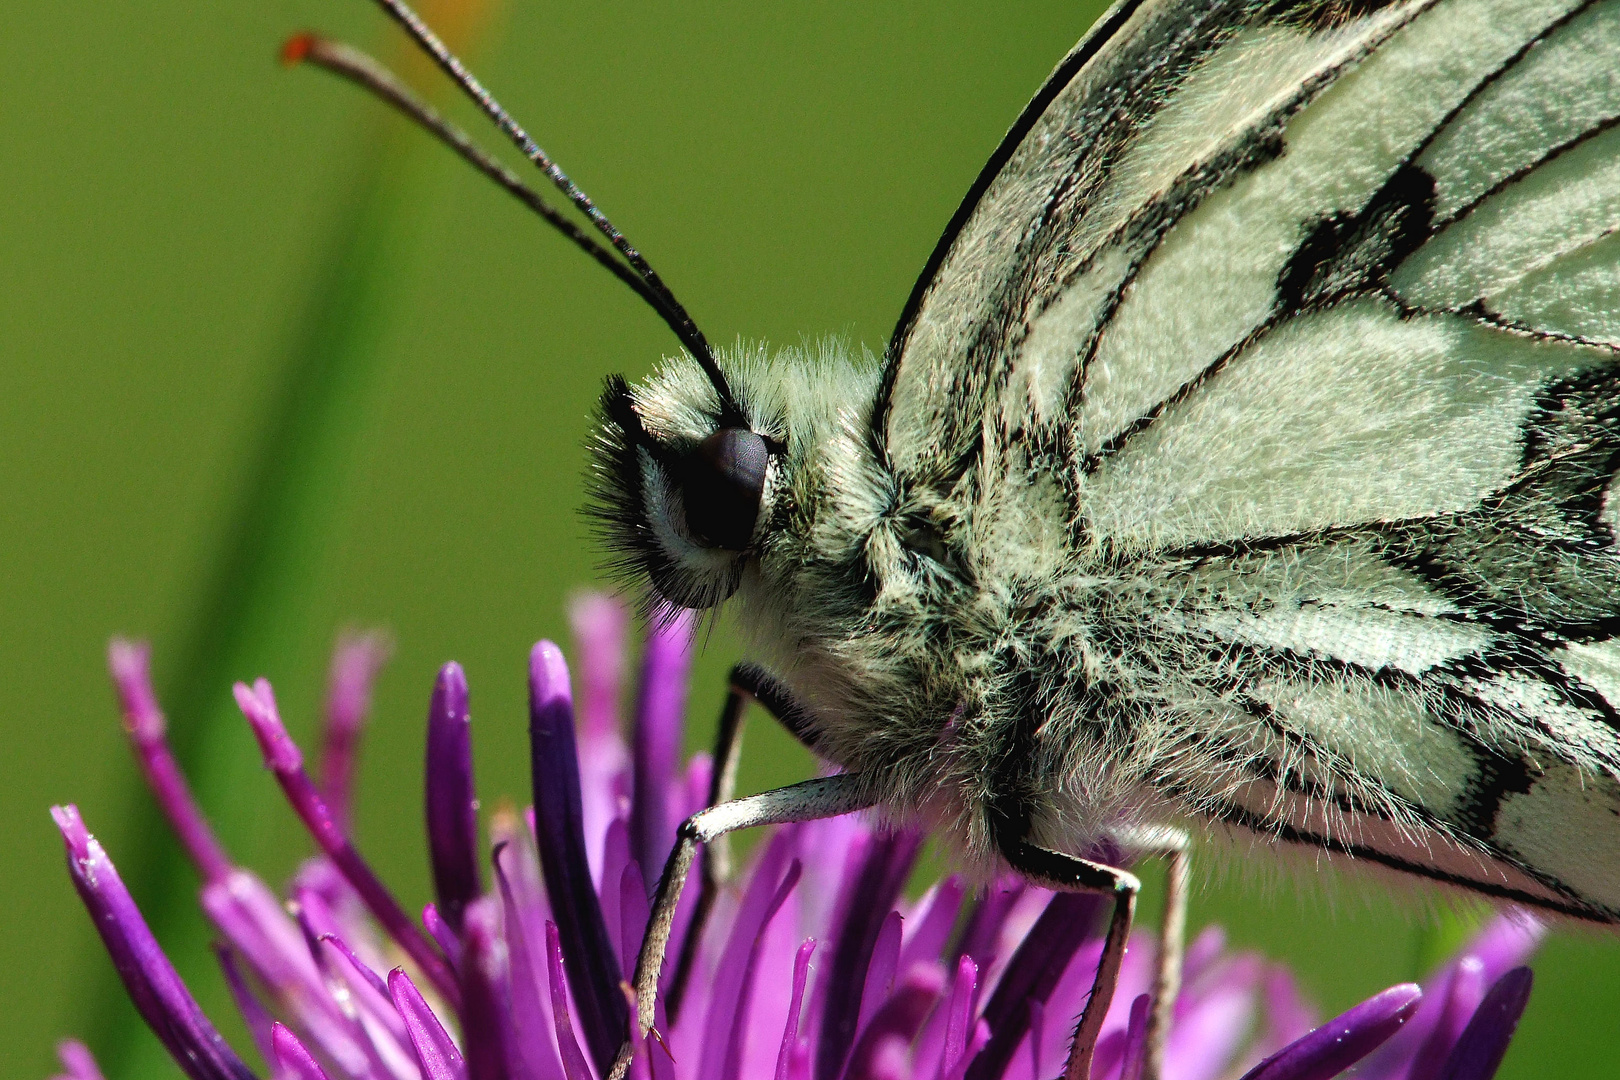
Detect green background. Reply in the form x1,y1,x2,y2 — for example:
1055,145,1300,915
3,1,1616,1077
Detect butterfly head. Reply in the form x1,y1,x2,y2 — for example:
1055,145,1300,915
590,347,776,611
588,342,887,620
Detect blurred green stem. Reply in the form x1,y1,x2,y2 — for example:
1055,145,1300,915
88,112,433,1078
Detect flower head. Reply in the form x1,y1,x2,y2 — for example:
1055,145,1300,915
58,598,1540,1080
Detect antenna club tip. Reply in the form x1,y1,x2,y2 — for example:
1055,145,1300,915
279,32,318,67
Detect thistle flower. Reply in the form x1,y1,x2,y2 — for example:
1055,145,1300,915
56,596,1541,1080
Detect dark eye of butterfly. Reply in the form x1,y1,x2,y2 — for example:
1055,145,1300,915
680,428,769,550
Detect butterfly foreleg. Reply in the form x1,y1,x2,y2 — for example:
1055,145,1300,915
663,662,830,1014
663,669,750,1018
610,772,874,1080
1000,838,1141,1080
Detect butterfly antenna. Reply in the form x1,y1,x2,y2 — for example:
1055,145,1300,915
286,0,743,421
282,34,682,331
365,0,738,418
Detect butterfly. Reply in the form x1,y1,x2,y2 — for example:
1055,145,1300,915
292,0,1620,1076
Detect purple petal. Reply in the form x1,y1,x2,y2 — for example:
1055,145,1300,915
1163,955,1264,1080
201,872,324,1022
1181,926,1228,993
55,1041,106,1080
1435,967,1532,1080
316,933,414,1060
621,983,654,1080
461,897,520,1080
860,1037,912,1080
426,662,481,932
289,858,376,959
928,955,979,1080
1043,935,1132,1059
545,921,597,1080
54,806,258,1080
631,605,695,880
1459,916,1544,985
776,941,818,1080
1237,983,1423,1080
1254,967,1319,1060
620,861,652,988
720,859,803,1080
530,640,627,1074
317,931,391,1001
950,877,1026,975
234,679,458,1005
210,881,370,1077
318,630,391,835
599,817,634,960
571,592,631,742
272,1025,330,1080
1358,912,1543,1080
899,877,966,974
616,861,677,1080
388,969,468,1080
291,904,405,1080
856,911,904,1037
942,1023,990,1080
816,830,923,1080
740,879,815,1074
1027,998,1046,1080
654,756,709,1002
966,890,1106,1080
1115,993,1152,1080
108,639,234,884
797,813,866,939
1090,1030,1127,1080
570,593,633,884
697,832,799,1080
1407,958,1486,1080
422,904,464,973
494,840,567,1080
781,1042,813,1080
216,946,278,1064
845,964,948,1080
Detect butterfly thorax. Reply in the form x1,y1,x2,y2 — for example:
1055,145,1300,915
592,342,1182,864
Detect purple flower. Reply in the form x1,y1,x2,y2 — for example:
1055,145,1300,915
59,599,1541,1080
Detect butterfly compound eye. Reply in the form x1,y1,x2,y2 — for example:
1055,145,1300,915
680,428,769,550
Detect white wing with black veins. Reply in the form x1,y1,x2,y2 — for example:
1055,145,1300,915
884,0,1620,920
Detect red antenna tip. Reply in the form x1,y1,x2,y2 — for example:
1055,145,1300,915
279,33,317,67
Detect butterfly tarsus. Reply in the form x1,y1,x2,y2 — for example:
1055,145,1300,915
998,839,1141,1080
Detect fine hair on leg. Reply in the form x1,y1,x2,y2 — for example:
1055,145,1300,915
1001,839,1141,1080
609,773,875,1080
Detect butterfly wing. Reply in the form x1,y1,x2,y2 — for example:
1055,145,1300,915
879,0,1429,479
884,0,1620,920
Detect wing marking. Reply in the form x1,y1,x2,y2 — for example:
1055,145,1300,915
884,0,1428,478
1075,0,1587,459
1084,300,1610,551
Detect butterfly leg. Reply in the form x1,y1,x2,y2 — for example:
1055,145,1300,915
609,772,875,1080
1128,830,1190,1080
663,671,751,1018
1000,838,1140,1080
665,663,827,1016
